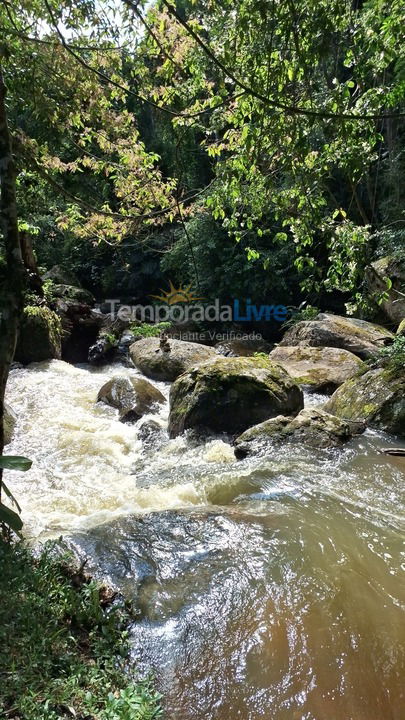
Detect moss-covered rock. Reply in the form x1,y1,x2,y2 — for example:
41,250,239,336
97,376,165,423
279,312,393,359
42,264,80,286
324,366,405,437
3,404,17,445
269,345,365,392
168,356,303,437
365,256,405,325
15,306,62,365
129,337,216,382
234,407,364,457
52,284,95,305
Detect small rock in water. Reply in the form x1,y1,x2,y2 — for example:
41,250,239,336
97,375,165,423
381,448,405,456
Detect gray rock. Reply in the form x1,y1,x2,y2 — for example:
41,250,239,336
215,338,272,357
366,256,405,325
234,407,364,457
129,337,216,382
97,376,165,423
168,355,303,437
52,284,95,306
269,345,365,393
14,306,62,365
279,312,393,359
324,365,405,437
3,404,17,446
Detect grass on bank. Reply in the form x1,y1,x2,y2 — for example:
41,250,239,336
0,540,161,720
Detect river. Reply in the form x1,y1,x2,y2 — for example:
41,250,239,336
5,359,405,719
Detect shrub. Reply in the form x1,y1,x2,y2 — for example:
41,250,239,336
131,322,171,338
0,541,162,720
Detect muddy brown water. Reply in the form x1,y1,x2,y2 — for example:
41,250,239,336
6,360,405,719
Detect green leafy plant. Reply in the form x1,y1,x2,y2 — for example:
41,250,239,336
131,322,171,338
378,335,405,373
0,541,162,719
282,304,320,329
42,278,57,304
101,331,119,347
0,455,31,537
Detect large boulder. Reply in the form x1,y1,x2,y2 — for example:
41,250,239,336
54,299,102,364
324,366,405,437
168,356,304,438
234,408,365,457
3,404,17,445
129,337,216,382
52,283,95,305
269,345,365,393
279,312,393,359
42,264,80,287
365,256,405,325
97,376,165,423
15,306,62,365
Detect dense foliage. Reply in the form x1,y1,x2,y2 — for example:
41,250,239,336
1,0,403,307
0,540,161,720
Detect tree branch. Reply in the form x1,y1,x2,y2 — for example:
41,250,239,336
161,0,405,122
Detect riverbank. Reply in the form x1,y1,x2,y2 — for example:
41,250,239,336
0,540,161,720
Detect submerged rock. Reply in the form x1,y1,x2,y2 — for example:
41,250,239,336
3,404,17,445
279,312,393,359
97,375,165,423
269,345,365,393
366,255,405,325
129,337,216,382
168,355,303,437
234,407,364,457
324,366,405,437
15,306,62,364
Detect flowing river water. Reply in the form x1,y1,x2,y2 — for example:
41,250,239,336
5,359,405,719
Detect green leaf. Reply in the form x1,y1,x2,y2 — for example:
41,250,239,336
0,502,23,534
0,456,32,471
1,481,21,512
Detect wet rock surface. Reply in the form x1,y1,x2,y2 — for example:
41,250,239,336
234,407,365,457
97,375,165,422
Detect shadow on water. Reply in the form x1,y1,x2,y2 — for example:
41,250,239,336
69,495,405,720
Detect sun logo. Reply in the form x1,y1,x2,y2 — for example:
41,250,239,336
150,280,204,305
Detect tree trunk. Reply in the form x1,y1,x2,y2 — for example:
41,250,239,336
0,66,25,476
20,230,43,296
